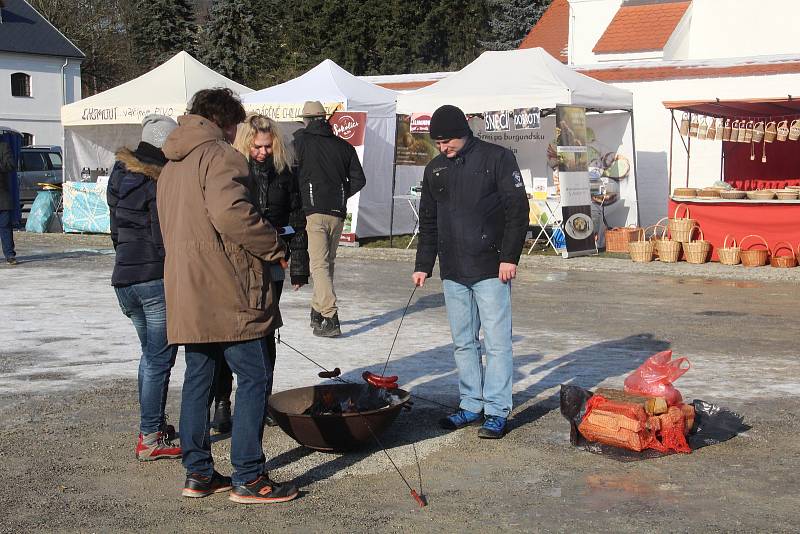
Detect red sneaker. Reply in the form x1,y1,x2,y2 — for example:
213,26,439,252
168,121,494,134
135,431,182,461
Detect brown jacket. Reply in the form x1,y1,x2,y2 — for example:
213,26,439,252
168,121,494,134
157,115,285,344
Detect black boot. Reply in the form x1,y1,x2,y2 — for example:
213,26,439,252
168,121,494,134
310,308,323,329
313,313,341,338
211,401,232,434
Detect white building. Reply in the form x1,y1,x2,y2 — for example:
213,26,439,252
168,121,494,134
0,0,83,146
521,0,800,224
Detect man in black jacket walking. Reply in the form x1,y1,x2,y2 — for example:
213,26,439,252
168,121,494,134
412,105,529,439
293,101,366,337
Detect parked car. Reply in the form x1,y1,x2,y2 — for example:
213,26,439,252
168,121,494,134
18,145,63,203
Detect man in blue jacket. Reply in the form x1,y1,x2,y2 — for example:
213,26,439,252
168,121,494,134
412,105,529,439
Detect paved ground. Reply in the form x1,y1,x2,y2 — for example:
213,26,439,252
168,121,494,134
1,233,798,532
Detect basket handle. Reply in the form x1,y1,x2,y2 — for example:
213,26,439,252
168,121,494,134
740,234,769,251
641,225,660,241
687,225,703,243
672,203,691,220
771,241,796,258
722,234,737,249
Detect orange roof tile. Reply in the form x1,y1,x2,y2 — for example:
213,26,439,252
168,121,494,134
593,0,691,54
518,0,569,63
579,61,800,82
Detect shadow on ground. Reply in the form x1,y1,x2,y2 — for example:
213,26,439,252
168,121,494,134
270,332,669,487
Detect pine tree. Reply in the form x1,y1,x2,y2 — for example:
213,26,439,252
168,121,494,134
196,0,259,85
130,0,196,71
482,0,552,51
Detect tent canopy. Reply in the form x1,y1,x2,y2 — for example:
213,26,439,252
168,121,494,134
61,52,252,125
397,47,633,114
242,59,400,238
242,59,396,119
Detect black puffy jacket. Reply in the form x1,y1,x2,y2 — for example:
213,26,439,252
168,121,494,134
414,135,530,285
292,119,366,218
248,157,310,285
107,143,167,287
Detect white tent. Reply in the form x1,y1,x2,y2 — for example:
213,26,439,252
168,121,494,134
397,47,633,113
395,47,640,233
242,59,402,238
60,51,251,180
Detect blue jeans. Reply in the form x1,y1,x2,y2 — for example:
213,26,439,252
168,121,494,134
0,210,15,260
181,339,271,486
442,277,514,418
114,279,178,435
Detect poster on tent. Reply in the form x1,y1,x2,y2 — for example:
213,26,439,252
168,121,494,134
556,105,595,258
329,111,367,243
395,114,438,166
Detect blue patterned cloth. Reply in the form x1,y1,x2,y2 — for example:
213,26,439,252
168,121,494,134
25,190,61,233
62,181,110,234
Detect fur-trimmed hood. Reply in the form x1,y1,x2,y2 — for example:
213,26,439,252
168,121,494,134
115,147,164,180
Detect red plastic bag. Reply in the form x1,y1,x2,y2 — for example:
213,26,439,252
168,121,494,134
623,350,690,406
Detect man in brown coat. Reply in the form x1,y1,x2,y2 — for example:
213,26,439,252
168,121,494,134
157,88,298,504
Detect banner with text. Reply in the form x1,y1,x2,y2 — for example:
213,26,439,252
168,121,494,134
330,111,368,241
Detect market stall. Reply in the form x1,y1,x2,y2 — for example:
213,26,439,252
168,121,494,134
241,60,401,238
60,51,251,182
394,47,640,252
664,98,800,261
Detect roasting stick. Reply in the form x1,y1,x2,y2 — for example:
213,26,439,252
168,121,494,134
380,285,418,377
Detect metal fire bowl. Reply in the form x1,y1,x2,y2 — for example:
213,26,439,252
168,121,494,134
267,383,410,452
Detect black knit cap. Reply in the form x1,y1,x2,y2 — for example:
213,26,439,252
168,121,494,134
429,105,471,140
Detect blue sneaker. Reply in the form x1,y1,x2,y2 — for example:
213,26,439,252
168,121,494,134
478,415,507,439
439,409,482,430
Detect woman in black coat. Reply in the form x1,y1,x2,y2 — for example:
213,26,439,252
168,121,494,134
210,114,310,431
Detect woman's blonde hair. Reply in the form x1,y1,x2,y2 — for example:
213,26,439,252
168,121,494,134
234,114,295,173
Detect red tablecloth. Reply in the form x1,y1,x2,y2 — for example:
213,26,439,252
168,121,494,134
667,199,800,261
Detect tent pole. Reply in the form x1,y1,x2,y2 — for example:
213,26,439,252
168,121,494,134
668,110,674,197
628,109,641,227
685,113,692,188
389,114,399,248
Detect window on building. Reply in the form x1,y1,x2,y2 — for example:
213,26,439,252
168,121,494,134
21,133,34,147
11,72,31,97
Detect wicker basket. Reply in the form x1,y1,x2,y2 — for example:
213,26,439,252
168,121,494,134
746,190,775,200
775,190,799,200
720,189,746,199
684,226,711,264
718,234,741,265
605,225,639,253
668,204,696,243
770,242,797,268
628,227,655,263
739,234,769,267
697,188,721,198
653,222,682,263
673,187,697,198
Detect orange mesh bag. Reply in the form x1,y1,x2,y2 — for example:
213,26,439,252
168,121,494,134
578,396,657,452
651,406,692,454
681,404,696,436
